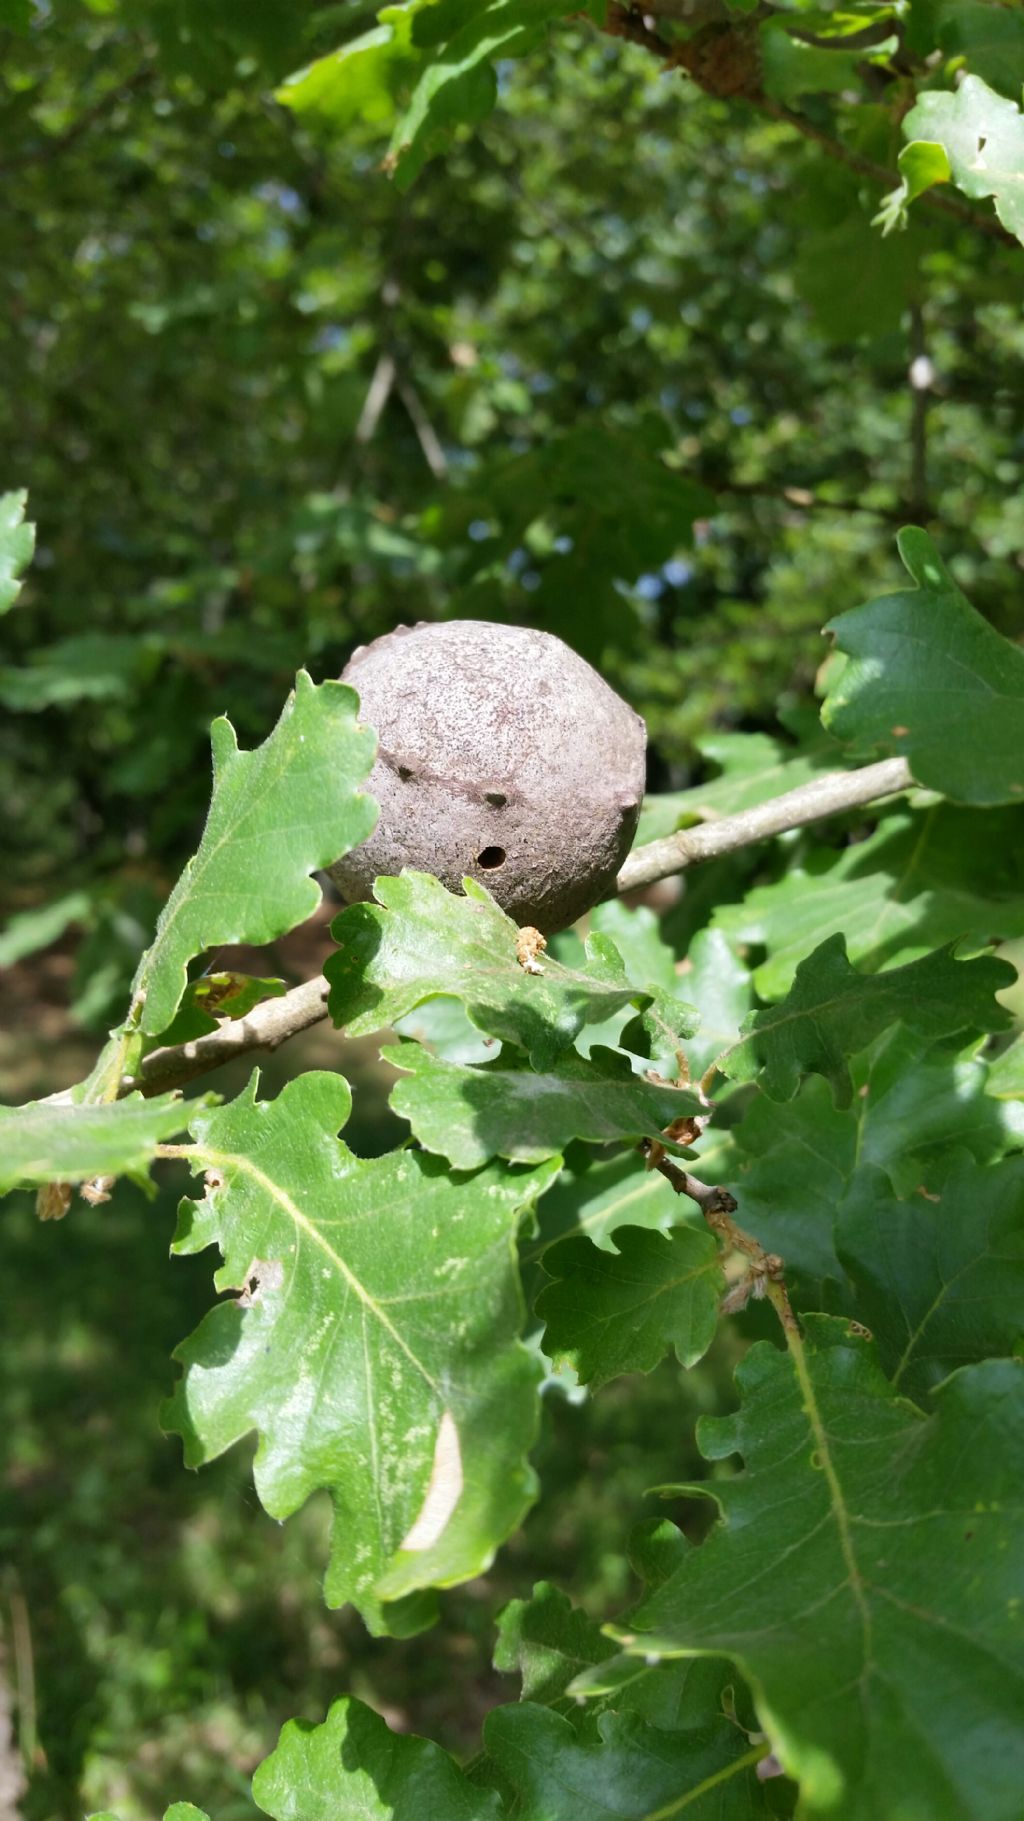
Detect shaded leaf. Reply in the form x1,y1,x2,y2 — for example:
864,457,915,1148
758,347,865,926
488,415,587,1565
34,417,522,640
0,1091,200,1196
0,488,34,614
483,1703,774,1820
713,804,1024,997
384,1039,702,1170
822,529,1024,803
252,1697,500,1821
523,1145,686,1259
326,874,640,1071
132,672,376,1036
536,1224,724,1388
493,1581,613,1706
163,1071,558,1629
388,0,568,189
719,934,1013,1105
628,1317,1024,1820
701,1029,1024,1300
988,1033,1024,1101
794,215,923,342
837,1152,1024,1402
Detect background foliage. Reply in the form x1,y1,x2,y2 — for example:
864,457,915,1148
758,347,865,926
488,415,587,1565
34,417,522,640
3,2,1024,1818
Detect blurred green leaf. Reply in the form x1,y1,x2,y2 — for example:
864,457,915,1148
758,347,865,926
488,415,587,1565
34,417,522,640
0,488,34,614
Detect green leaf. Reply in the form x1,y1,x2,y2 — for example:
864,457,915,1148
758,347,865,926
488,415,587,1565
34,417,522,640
713,804,1024,997
0,889,92,968
678,928,753,1079
493,1581,614,1705
276,17,421,130
326,874,640,1071
524,1145,685,1258
163,1071,558,1629
701,1030,1024,1298
761,22,894,103
387,1,569,189
625,1318,1024,1820
536,1224,724,1388
987,1033,1024,1101
483,1703,774,1820
921,0,1024,98
0,488,34,614
899,74,1024,243
719,934,1013,1105
836,1152,1024,1403
130,672,376,1037
0,1092,199,1196
0,633,158,711
823,529,1024,802
384,1039,703,1170
252,1697,500,1821
794,215,923,342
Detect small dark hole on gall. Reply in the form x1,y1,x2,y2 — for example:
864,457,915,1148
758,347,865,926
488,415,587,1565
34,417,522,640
484,790,507,808
397,765,415,782
477,846,506,870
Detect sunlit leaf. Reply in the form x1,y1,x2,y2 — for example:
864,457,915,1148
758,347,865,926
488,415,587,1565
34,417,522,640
163,1071,558,1630
898,74,1024,243
0,488,34,614
130,672,376,1036
252,1697,500,1821
384,1039,702,1169
0,1091,200,1196
326,874,640,1070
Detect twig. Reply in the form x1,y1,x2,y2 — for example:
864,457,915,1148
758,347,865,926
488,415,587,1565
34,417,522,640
640,1140,799,1334
125,974,331,1097
703,477,906,523
395,373,449,480
120,754,913,1099
595,11,1016,250
616,755,911,892
757,100,1015,247
907,302,931,521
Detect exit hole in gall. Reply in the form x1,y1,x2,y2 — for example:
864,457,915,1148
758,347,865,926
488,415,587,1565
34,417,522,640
477,846,507,870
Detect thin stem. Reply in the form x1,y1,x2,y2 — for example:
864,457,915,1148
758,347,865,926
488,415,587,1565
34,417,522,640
617,755,911,893
640,1141,799,1335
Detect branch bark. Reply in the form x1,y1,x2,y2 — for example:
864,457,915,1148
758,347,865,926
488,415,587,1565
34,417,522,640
124,754,913,1099
616,754,911,891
